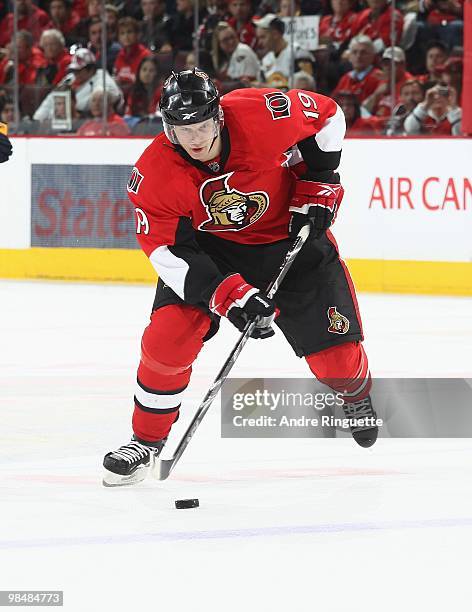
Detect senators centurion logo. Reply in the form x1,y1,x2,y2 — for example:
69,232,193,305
198,172,269,232
327,306,350,335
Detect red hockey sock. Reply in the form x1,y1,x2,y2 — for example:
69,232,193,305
306,341,371,402
132,304,212,443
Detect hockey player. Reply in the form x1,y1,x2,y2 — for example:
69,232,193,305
103,68,377,486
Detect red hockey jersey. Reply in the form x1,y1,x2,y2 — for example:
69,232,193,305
319,11,358,45
127,87,345,303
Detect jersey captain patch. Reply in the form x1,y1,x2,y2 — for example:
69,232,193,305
198,172,269,232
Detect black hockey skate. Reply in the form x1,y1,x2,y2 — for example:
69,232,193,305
102,438,166,487
342,395,378,448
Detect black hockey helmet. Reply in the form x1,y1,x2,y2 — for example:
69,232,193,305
159,68,220,127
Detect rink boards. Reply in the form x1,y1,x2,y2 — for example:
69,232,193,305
1,136,471,295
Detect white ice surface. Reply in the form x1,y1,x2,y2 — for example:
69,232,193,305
1,281,472,611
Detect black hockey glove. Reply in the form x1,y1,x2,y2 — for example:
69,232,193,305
0,132,12,163
289,174,344,240
210,273,278,339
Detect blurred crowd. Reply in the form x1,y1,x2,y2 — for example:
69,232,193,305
0,0,465,136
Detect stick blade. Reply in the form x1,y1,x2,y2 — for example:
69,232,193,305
154,457,174,480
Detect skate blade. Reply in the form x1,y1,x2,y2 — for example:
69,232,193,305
102,465,149,487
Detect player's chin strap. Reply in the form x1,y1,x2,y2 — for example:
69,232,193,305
155,223,312,481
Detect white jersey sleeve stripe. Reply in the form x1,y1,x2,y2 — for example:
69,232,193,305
315,104,346,153
149,245,189,300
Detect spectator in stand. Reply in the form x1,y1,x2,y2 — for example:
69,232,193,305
417,0,463,49
199,0,229,53
77,88,130,135
114,17,151,87
105,3,120,41
351,0,403,55
227,0,257,50
319,0,357,48
125,55,162,118
75,0,102,43
418,40,448,83
404,81,462,135
3,30,47,86
87,16,122,74
73,0,88,19
332,35,383,102
437,56,463,102
278,0,301,16
34,48,122,120
166,0,205,52
211,22,260,82
254,14,302,85
363,46,413,116
381,79,425,134
0,50,8,85
293,70,316,90
399,79,425,113
184,49,216,75
335,90,383,134
36,29,71,87
48,0,81,46
87,0,101,17
0,0,52,47
0,96,14,124
140,0,171,52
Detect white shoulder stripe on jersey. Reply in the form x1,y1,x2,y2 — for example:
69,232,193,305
315,103,346,153
149,245,189,300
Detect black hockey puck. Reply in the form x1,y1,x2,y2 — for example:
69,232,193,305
175,498,199,509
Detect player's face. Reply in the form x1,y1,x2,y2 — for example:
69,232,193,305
173,118,220,161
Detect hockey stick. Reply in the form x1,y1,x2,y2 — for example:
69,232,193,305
155,223,311,480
